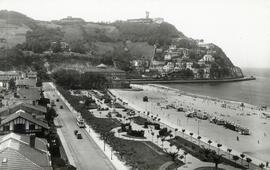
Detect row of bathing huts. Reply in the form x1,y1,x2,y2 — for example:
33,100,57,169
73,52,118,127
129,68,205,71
184,110,251,135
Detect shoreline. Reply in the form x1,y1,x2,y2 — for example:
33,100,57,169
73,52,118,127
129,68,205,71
133,83,268,113
110,84,270,166
125,76,255,84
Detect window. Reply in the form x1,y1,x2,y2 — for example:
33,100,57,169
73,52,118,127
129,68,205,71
29,124,35,130
3,125,9,131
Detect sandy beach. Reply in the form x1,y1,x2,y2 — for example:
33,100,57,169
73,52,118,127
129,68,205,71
110,84,270,165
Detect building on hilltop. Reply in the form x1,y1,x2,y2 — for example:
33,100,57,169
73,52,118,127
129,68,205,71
58,16,85,23
127,11,164,24
0,133,52,170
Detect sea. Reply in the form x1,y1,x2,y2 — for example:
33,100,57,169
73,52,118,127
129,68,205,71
165,68,270,107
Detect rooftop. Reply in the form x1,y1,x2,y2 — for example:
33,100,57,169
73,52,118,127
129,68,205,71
0,102,47,118
0,133,51,170
0,110,49,129
17,87,41,101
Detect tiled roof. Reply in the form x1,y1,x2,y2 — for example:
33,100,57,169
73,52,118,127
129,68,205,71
0,148,42,170
0,76,10,81
17,88,41,101
0,102,46,118
0,133,51,170
0,110,49,129
16,79,37,87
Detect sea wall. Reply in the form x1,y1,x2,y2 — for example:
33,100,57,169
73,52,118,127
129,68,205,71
126,76,255,84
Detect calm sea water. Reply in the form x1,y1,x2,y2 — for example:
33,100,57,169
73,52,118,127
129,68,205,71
165,68,270,107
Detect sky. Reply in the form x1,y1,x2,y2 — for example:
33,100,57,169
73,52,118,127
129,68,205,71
1,0,270,68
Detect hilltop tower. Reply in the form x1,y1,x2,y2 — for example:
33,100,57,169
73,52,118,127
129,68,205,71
146,11,149,19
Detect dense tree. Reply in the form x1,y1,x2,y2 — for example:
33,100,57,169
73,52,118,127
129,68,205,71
52,69,108,90
69,40,87,54
9,78,16,91
23,26,64,53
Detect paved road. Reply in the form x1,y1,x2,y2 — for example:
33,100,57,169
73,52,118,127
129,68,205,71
43,83,115,170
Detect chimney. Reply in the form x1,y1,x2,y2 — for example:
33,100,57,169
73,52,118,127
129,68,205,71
30,134,36,148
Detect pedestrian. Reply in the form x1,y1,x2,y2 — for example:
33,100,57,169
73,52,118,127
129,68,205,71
237,136,239,141
266,161,269,167
258,140,260,144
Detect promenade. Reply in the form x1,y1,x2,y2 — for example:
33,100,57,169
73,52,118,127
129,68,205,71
43,82,117,170
110,85,270,170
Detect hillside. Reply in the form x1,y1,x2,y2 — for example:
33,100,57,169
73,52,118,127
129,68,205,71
0,10,243,79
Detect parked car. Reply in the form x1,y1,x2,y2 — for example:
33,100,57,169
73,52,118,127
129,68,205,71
60,105,63,109
56,98,60,102
74,130,78,135
77,133,82,139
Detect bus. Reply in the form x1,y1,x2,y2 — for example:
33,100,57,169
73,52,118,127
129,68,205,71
77,116,85,128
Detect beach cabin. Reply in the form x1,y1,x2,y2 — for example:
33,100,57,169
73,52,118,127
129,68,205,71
185,111,197,118
240,128,250,135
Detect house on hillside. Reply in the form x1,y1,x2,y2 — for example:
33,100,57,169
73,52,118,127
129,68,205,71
0,133,52,170
186,62,193,70
0,71,21,89
203,66,211,79
202,54,215,62
26,71,38,81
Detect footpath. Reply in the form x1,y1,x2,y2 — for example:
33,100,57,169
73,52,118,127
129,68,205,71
49,83,129,170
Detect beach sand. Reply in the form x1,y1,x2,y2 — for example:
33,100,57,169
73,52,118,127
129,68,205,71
110,84,270,165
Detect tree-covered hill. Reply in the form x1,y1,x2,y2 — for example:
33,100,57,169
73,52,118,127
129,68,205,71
0,10,243,79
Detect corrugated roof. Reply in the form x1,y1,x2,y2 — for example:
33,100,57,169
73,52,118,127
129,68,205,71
0,110,49,129
0,133,51,170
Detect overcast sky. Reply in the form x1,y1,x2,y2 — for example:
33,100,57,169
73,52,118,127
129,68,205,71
1,0,270,68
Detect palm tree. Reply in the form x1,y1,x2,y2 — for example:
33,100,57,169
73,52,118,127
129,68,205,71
246,157,252,168
189,132,193,141
161,138,165,149
183,151,188,163
210,152,224,170
227,148,232,159
157,135,160,144
182,129,185,138
208,140,212,149
240,153,245,166
175,128,178,136
151,132,154,142
176,145,182,153
259,163,265,170
197,136,202,146
217,144,222,155
169,143,174,152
